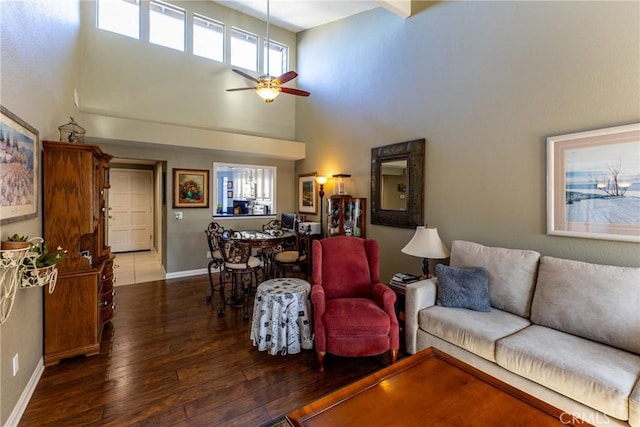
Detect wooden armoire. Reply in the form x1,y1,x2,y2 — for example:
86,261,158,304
43,141,115,366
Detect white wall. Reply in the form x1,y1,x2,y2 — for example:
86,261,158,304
0,1,81,424
295,1,640,279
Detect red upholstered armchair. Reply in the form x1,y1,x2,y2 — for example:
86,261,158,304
311,236,399,372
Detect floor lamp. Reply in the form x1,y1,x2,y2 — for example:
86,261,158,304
317,176,327,237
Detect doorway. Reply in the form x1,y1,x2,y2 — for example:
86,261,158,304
109,163,166,285
109,169,153,252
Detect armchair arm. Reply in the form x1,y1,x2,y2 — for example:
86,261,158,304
372,282,400,350
405,278,437,354
371,282,397,314
310,284,327,353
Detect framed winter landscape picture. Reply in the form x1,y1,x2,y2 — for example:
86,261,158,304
0,106,39,225
547,123,640,242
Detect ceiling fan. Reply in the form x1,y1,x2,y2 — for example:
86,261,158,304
226,0,310,103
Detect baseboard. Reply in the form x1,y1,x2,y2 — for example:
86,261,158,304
4,357,44,427
165,268,209,279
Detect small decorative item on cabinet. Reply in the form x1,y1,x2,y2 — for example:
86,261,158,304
328,196,366,238
332,174,351,196
58,117,86,143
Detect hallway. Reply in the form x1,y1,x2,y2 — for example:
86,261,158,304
113,250,165,286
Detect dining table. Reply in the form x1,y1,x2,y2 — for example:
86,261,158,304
234,229,297,278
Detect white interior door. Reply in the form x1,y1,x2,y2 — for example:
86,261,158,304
109,169,153,252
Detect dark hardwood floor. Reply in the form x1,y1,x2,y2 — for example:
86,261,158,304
19,274,396,426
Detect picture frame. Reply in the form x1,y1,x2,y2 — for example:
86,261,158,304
0,105,39,225
298,172,318,215
173,168,209,208
227,190,233,198
547,123,640,242
227,181,233,189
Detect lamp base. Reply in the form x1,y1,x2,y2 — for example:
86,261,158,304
422,258,430,278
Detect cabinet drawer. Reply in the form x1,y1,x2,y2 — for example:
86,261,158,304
100,288,115,324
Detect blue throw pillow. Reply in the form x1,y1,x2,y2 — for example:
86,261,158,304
436,264,491,312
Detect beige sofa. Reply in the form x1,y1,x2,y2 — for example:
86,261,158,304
405,240,640,427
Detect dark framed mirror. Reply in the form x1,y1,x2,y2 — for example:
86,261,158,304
371,139,425,228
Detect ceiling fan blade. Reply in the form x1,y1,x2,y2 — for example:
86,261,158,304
281,87,310,97
276,71,298,85
231,69,260,83
226,87,257,92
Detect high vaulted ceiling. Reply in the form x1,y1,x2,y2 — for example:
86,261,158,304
214,1,411,33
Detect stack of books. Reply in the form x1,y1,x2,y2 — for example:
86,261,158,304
390,272,419,288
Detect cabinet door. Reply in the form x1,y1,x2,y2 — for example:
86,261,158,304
44,271,100,366
44,146,95,273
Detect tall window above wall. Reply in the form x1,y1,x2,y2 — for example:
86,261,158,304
230,28,258,72
97,0,140,39
214,163,276,217
149,1,185,51
193,14,224,62
264,40,288,76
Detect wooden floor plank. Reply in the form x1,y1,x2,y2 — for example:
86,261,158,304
19,274,395,426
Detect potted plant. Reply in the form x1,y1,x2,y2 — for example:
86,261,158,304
20,239,67,292
1,234,30,250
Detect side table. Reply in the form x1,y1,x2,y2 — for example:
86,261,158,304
388,282,407,331
250,278,313,355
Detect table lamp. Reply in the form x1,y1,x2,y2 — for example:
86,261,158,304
401,226,450,278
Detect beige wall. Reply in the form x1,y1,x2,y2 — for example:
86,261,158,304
295,1,640,280
0,1,81,424
97,141,297,274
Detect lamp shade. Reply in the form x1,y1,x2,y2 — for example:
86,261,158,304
401,226,450,259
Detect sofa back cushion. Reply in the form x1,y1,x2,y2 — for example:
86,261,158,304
450,241,541,318
531,256,640,355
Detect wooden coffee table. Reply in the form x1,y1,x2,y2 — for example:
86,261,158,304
286,347,591,426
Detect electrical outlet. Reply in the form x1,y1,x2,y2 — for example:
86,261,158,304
206,251,211,259
174,211,183,220
12,354,19,376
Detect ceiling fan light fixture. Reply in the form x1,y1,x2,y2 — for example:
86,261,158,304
256,86,280,103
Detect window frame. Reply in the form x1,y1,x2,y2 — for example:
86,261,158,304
230,27,259,73
149,0,186,52
97,0,141,39
192,13,225,62
213,162,277,218
264,39,289,77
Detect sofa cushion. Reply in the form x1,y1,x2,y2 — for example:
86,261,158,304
419,305,530,362
531,256,640,354
436,264,491,312
449,241,540,318
496,325,640,421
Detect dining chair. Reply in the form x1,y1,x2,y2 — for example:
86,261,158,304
260,219,289,277
274,228,312,279
218,229,263,318
204,221,225,303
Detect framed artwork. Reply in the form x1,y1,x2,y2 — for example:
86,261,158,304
227,181,233,189
173,168,209,208
547,123,640,242
227,190,233,198
298,172,318,215
0,106,39,224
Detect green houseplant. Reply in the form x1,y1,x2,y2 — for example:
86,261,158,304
24,240,67,268
1,234,30,250
20,239,66,292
